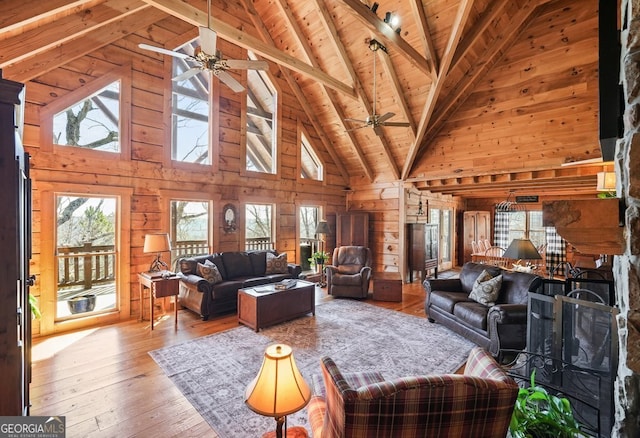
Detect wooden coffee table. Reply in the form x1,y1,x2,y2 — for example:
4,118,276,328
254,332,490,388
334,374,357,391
238,280,315,331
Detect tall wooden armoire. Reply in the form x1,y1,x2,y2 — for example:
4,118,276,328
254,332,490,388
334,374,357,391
0,74,32,415
336,212,369,248
462,211,491,263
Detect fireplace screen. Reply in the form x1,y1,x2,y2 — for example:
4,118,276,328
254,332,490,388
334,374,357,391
510,292,619,437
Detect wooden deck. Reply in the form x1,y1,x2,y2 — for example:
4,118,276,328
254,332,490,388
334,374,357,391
30,278,443,437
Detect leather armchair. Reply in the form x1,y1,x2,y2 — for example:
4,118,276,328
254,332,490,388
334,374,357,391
325,246,372,298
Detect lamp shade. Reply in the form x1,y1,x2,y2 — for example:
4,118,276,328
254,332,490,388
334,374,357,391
143,233,171,253
503,238,542,260
315,220,330,235
245,344,311,418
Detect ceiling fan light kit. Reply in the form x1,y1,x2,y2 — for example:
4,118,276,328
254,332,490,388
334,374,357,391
138,0,267,92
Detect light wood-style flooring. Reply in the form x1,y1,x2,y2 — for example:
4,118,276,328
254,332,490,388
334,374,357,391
30,279,437,437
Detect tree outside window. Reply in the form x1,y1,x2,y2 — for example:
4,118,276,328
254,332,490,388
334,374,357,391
245,204,273,249
170,200,210,260
52,81,120,152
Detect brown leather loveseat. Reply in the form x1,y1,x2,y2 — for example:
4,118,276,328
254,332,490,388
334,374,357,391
177,250,301,320
423,262,539,362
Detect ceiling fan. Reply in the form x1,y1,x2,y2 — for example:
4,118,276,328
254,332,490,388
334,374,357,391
138,0,268,92
345,39,410,136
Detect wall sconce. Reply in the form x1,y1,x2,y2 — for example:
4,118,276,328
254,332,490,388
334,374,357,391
417,193,424,216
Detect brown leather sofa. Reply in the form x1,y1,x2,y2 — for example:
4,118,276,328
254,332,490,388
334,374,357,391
177,250,301,320
325,246,372,298
423,262,539,362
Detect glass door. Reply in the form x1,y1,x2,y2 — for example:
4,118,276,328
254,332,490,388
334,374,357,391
55,195,118,320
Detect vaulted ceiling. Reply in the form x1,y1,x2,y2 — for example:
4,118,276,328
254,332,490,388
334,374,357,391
0,0,605,198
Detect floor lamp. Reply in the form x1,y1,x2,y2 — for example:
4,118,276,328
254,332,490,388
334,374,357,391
315,220,330,287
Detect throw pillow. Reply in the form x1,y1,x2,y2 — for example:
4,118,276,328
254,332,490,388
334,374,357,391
266,252,288,274
469,269,502,307
197,262,223,284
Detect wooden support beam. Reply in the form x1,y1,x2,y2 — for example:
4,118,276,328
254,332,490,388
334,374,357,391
0,0,94,33
409,0,438,75
142,0,358,99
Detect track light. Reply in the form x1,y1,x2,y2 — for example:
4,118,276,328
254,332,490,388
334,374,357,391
395,27,401,35
371,2,379,14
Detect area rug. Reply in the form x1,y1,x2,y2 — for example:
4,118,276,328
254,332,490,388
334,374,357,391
149,299,475,437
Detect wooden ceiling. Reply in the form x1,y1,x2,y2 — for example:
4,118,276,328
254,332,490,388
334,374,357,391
0,0,605,199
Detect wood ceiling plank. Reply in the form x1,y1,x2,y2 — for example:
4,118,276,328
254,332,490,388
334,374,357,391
401,0,476,180
0,0,95,33
3,7,165,83
0,0,148,69
141,0,358,99
241,0,353,182
377,47,417,138
339,0,434,79
409,0,438,75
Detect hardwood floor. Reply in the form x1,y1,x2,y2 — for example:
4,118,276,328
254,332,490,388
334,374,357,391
30,279,436,437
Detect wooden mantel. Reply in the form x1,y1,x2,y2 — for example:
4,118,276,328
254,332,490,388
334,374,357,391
542,199,625,255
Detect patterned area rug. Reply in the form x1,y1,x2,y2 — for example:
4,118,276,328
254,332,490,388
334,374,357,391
150,299,475,437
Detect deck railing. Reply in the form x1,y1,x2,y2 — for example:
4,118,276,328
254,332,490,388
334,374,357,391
57,243,115,289
245,237,274,251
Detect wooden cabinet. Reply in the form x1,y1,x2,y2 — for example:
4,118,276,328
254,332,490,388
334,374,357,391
462,211,491,263
0,75,32,415
336,212,369,247
407,223,439,282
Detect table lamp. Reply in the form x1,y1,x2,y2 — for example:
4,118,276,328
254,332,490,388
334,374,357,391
143,233,171,272
245,344,311,438
503,238,541,269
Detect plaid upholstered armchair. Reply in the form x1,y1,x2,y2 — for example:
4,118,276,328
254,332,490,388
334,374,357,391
325,246,372,298
307,347,518,438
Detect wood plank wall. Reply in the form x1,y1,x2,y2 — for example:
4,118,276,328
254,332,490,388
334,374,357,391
22,14,348,336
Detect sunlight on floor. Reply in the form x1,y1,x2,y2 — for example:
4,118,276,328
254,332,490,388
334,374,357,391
32,328,99,362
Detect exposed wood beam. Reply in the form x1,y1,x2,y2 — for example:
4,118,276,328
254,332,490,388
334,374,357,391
409,0,438,75
142,0,358,99
271,0,378,180
425,0,542,146
240,0,352,183
377,47,417,138
314,0,358,86
3,8,165,83
340,0,434,79
0,0,149,69
401,0,475,180
0,0,95,33
449,0,511,74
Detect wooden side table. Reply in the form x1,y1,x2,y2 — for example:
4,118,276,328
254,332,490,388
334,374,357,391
138,273,180,330
372,272,402,302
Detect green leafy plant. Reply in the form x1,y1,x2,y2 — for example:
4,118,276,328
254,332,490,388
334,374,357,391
29,293,42,319
509,370,582,438
308,251,330,267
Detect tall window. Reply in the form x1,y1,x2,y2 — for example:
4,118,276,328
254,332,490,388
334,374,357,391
430,208,453,266
52,81,120,152
246,53,276,173
55,195,117,319
171,38,210,164
299,206,320,271
301,132,323,181
170,200,210,262
497,211,545,248
245,203,273,250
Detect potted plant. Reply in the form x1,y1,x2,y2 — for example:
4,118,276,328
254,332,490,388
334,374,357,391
308,251,330,268
509,370,582,438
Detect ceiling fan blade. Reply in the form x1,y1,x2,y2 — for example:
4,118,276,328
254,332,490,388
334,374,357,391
377,112,396,124
139,43,190,60
373,125,384,136
217,70,245,92
344,118,368,124
381,122,411,127
172,68,200,82
198,27,217,54
225,59,269,71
